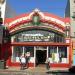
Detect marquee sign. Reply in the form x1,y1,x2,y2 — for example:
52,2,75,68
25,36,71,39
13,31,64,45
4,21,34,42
12,30,64,42
10,22,65,34
18,33,50,42
5,9,66,34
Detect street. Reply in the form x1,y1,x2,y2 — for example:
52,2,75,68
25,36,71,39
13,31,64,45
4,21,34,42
0,71,75,75
0,67,75,75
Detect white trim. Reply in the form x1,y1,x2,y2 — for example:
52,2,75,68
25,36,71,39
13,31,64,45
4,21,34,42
22,46,25,55
9,17,29,26
11,37,15,62
8,15,65,27
57,46,58,53
47,46,48,58
11,46,14,62
44,16,65,27
67,47,69,63
34,46,36,67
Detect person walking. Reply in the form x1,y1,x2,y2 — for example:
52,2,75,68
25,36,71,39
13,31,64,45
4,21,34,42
26,52,30,68
45,58,50,70
20,54,26,70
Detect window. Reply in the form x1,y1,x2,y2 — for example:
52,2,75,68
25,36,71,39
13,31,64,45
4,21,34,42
73,49,75,55
66,26,70,31
12,30,65,43
74,32,75,37
48,46,57,57
65,26,70,37
48,46,67,63
73,12,75,16
72,12,75,19
58,46,67,58
12,46,34,62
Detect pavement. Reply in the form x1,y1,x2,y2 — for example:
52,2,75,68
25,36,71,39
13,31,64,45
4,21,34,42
0,66,75,75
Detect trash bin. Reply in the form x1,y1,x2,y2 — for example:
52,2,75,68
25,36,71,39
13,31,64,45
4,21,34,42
0,60,6,69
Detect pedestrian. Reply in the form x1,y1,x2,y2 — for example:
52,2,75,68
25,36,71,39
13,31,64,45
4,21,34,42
59,52,62,62
20,54,26,70
45,58,50,70
26,52,30,68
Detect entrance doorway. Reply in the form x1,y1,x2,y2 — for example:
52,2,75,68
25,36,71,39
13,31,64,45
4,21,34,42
36,50,46,65
35,46,47,66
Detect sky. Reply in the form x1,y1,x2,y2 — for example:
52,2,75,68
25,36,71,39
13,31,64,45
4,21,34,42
7,0,67,17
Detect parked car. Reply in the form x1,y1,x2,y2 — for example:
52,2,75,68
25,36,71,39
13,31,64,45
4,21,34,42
69,66,75,73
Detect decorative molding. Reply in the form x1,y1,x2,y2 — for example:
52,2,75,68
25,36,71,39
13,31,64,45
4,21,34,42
9,22,65,34
6,9,65,28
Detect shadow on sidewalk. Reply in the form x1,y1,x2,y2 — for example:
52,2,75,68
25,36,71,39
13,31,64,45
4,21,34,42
46,70,75,75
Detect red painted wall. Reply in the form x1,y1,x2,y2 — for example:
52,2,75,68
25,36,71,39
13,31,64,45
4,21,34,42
1,43,12,66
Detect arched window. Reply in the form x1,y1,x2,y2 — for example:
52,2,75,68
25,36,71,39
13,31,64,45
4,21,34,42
12,30,65,43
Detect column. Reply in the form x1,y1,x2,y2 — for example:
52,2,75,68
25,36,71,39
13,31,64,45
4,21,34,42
47,46,48,58
11,46,14,62
11,36,15,62
57,46,58,53
34,46,36,67
67,46,69,63
23,46,25,55
57,46,59,63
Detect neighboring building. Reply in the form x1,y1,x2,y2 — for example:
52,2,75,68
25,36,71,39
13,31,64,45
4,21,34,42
4,9,72,68
65,0,75,37
0,0,16,61
0,0,6,60
65,0,70,18
65,0,75,66
0,0,6,23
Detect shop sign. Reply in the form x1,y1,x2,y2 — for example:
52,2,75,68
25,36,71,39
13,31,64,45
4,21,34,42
18,33,51,42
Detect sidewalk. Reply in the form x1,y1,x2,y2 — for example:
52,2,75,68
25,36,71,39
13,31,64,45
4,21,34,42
0,66,69,72
0,67,72,75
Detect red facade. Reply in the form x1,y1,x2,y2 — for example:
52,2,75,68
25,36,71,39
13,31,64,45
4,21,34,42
2,10,72,68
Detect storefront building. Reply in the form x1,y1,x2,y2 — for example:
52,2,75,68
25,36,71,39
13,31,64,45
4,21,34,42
3,9,72,68
65,0,75,66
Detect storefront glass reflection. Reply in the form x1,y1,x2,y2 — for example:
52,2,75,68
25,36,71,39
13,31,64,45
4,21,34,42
48,46,67,63
12,46,34,62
